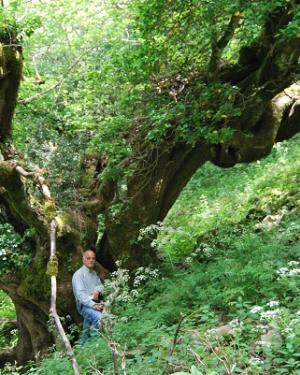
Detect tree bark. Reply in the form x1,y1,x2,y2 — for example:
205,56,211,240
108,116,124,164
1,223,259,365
0,42,22,148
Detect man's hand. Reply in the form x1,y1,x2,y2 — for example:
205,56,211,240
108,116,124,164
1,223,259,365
92,288,100,302
92,303,104,312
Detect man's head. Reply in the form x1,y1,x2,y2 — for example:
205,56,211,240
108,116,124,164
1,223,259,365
83,250,96,269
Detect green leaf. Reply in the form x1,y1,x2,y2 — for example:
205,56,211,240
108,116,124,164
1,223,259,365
191,366,203,375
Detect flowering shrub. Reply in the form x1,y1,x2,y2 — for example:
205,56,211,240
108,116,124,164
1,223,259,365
276,261,300,277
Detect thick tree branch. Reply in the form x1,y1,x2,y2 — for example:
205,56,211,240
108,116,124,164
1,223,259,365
208,13,242,80
0,161,47,235
223,4,299,88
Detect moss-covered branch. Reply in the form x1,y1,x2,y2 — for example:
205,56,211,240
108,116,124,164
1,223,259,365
0,161,47,235
0,43,22,144
208,13,242,80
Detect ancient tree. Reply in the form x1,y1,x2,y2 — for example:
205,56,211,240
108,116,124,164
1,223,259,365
0,0,300,365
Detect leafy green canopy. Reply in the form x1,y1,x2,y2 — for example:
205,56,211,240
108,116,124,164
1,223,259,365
130,0,300,72
9,0,300,186
89,0,300,179
0,4,40,43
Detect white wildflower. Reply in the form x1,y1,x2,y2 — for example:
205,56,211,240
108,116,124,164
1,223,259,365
288,268,300,276
266,301,279,309
276,267,289,274
289,318,300,326
228,319,240,328
250,305,263,314
206,328,217,336
249,357,264,365
288,261,300,266
254,324,268,333
116,293,131,303
256,339,272,348
260,309,281,321
133,274,146,287
149,269,159,278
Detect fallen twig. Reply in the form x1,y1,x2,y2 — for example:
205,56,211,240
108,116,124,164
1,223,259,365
161,313,186,375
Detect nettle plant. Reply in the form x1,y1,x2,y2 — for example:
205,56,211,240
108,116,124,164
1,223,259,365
0,224,32,276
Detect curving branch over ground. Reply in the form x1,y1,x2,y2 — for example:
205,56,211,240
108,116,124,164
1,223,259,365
94,3,300,269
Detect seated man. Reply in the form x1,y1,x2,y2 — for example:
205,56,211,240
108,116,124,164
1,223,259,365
72,249,104,346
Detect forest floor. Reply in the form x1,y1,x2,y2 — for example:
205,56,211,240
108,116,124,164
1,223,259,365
1,134,300,375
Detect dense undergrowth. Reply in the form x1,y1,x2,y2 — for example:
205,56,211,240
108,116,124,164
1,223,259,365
1,134,299,374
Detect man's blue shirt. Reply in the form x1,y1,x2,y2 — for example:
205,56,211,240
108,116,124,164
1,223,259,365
72,265,103,308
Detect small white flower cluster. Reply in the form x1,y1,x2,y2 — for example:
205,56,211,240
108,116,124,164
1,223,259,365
250,305,263,314
266,300,280,308
133,274,147,287
150,224,180,249
104,262,160,312
196,243,214,258
0,248,7,259
281,313,300,337
138,222,162,242
108,203,124,221
184,243,214,265
250,301,281,322
276,260,300,277
133,266,159,287
254,323,268,333
184,256,193,265
205,328,218,336
260,309,281,321
288,260,300,266
228,318,241,329
248,357,264,366
104,263,131,307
